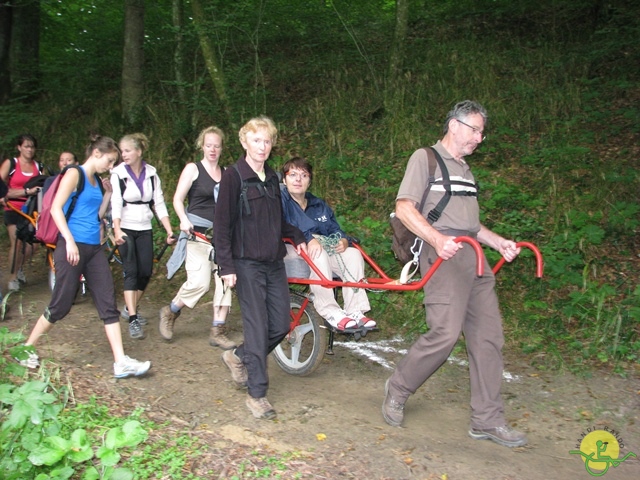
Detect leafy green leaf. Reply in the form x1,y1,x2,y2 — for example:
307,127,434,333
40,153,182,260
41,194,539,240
82,466,100,480
0,383,16,404
67,429,94,463
96,445,120,467
120,420,148,447
110,468,136,480
28,436,70,466
49,465,75,479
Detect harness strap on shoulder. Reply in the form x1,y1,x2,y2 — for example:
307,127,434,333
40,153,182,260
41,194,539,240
63,165,86,221
119,174,156,208
426,148,450,224
232,164,251,216
232,164,247,257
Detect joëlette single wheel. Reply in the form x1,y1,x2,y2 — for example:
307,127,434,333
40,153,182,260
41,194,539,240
272,292,327,376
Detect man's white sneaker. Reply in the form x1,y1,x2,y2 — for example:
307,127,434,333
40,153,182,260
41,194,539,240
15,351,40,369
17,269,27,284
114,356,151,378
8,279,20,292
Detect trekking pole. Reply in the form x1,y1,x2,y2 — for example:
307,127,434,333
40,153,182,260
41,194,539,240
155,234,178,263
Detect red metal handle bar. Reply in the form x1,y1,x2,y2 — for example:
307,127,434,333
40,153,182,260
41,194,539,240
492,241,543,278
190,230,211,242
283,236,484,292
351,242,394,282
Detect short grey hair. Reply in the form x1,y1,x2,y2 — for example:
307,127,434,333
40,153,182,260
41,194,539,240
443,100,488,135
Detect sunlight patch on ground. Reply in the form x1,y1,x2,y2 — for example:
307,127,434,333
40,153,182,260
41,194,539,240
335,337,521,382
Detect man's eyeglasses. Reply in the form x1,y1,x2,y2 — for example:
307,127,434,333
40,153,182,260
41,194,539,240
456,119,486,141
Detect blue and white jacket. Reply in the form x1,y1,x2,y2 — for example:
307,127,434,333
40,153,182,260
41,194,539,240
280,185,347,243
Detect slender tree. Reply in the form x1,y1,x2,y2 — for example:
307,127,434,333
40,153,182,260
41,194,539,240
190,0,231,125
387,0,408,94
0,1,12,103
9,0,40,100
122,0,145,126
172,0,187,108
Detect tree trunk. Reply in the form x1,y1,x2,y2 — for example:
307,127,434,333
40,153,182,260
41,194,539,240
0,1,12,103
190,0,231,125
172,0,187,108
122,0,145,127
10,0,40,100
387,0,408,90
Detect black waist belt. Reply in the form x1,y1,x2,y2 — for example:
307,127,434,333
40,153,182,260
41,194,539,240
439,229,478,239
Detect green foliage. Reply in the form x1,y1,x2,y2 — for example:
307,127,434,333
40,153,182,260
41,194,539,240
0,331,147,480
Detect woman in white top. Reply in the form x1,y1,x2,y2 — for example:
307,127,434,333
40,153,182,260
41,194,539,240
110,133,175,339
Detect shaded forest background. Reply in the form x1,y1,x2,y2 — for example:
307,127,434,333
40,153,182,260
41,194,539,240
1,0,638,373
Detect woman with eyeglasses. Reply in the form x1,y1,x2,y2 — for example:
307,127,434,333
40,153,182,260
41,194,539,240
280,157,376,331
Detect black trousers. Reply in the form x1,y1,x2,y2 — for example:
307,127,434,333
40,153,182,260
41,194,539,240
118,228,153,292
234,258,290,398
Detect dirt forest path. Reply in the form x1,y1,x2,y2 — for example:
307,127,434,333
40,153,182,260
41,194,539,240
2,251,640,479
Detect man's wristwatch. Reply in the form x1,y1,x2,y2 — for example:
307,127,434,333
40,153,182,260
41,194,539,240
24,187,28,196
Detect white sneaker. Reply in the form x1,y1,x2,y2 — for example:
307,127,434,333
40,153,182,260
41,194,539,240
7,279,20,292
114,356,151,378
15,351,40,369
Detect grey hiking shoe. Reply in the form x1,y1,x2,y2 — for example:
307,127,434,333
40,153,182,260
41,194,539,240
8,279,20,292
114,355,151,379
469,425,528,448
246,395,277,420
382,378,405,427
209,325,237,350
222,348,248,388
122,306,148,325
159,306,180,341
128,318,145,340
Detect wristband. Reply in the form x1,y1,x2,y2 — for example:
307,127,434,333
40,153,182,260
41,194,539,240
24,187,28,196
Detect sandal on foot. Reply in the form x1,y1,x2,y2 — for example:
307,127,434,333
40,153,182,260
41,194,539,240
350,311,377,328
336,316,358,331
358,317,377,328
